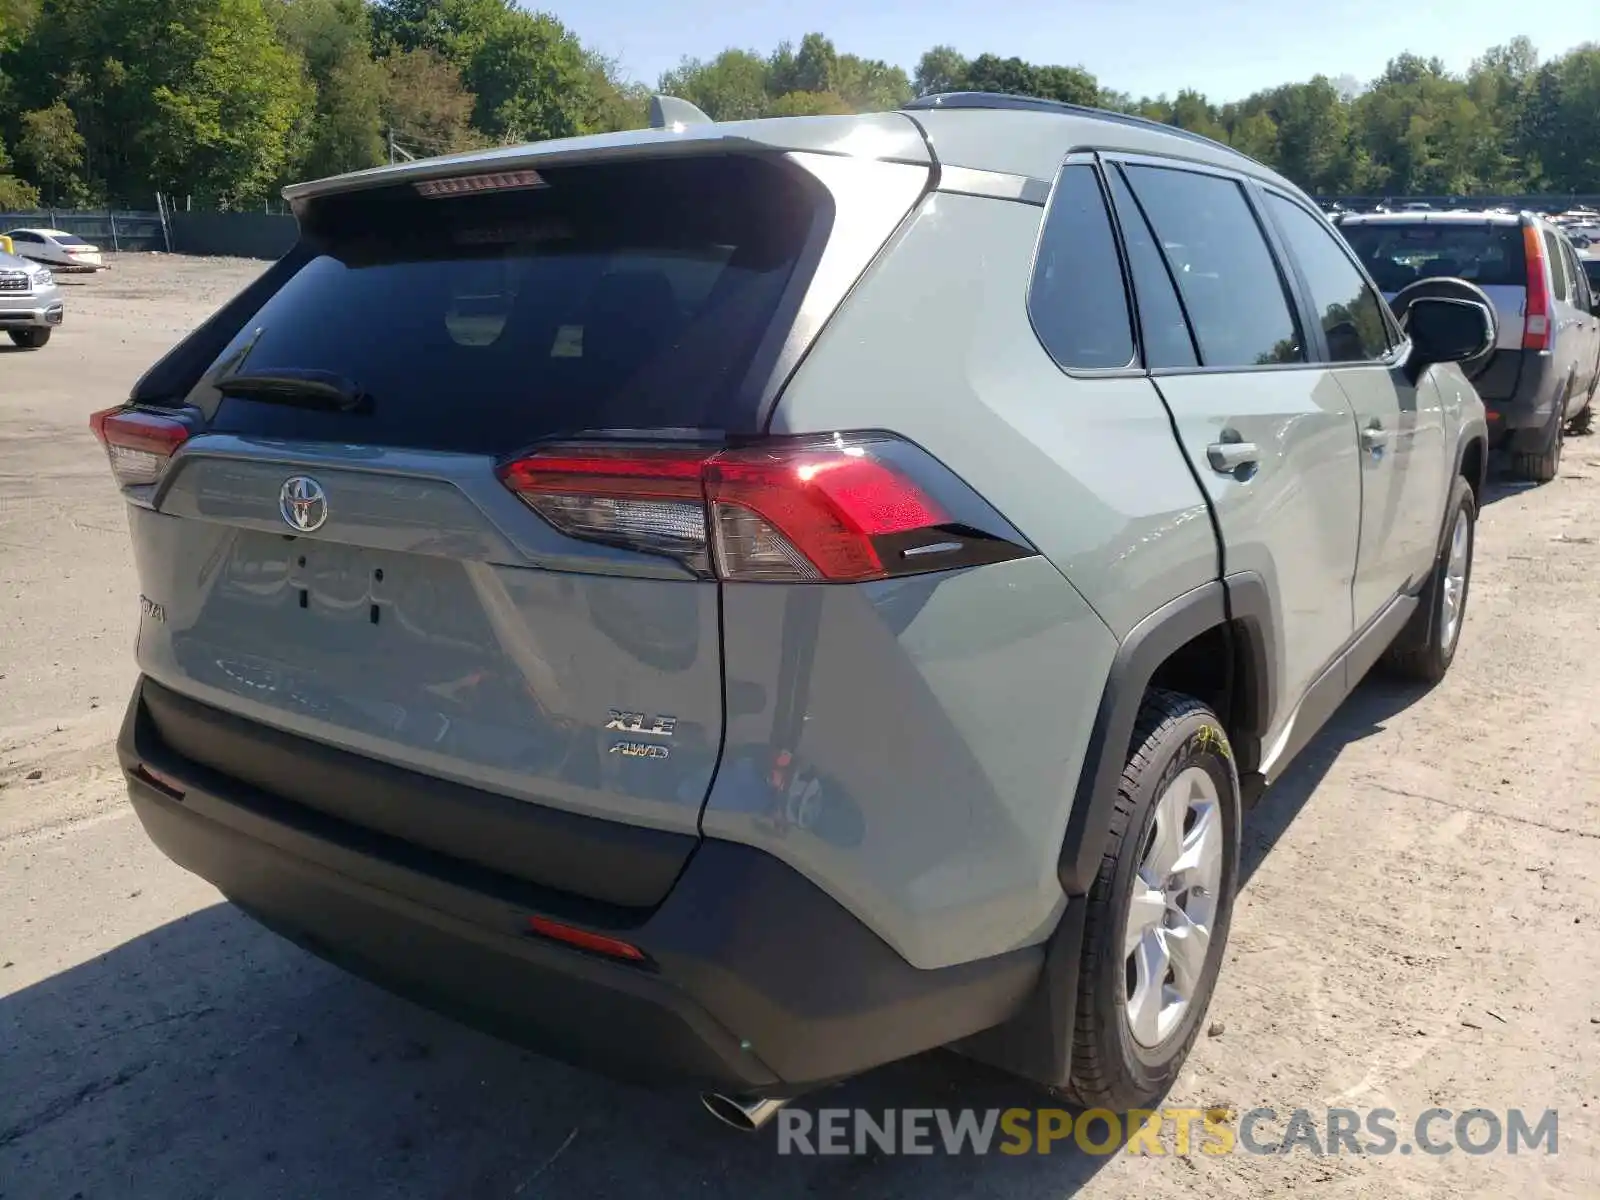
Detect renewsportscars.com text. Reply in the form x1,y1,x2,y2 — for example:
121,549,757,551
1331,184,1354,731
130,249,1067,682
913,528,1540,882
775,1106,1559,1157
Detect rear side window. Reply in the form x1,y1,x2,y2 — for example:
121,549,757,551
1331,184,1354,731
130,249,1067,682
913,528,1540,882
1337,222,1526,292
1264,194,1393,363
1105,167,1198,368
1544,230,1570,302
1121,165,1304,368
191,156,823,454
1028,164,1135,370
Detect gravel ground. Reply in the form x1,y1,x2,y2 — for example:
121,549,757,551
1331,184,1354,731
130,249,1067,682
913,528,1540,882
2,254,1598,1198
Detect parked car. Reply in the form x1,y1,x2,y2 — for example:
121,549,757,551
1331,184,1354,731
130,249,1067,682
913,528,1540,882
1582,253,1600,298
1336,210,1600,471
0,246,63,348
3,227,105,271
94,92,1490,1125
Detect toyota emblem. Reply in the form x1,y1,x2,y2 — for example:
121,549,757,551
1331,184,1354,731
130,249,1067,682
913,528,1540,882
279,475,329,532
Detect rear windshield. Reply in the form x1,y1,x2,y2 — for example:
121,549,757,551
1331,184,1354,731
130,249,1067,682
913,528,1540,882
54,234,92,246
1338,222,1526,292
190,156,824,454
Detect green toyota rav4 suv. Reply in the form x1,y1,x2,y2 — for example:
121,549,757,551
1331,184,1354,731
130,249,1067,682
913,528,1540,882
97,92,1489,1127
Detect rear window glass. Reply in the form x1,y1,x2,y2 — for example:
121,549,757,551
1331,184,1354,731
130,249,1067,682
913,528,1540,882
191,156,823,454
1338,222,1526,292
53,234,91,246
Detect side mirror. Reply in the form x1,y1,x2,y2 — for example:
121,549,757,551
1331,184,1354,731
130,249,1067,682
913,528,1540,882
1404,297,1494,382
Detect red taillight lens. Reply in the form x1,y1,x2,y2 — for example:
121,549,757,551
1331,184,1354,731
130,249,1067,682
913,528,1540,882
90,407,190,487
498,437,977,583
1522,225,1551,351
706,447,947,581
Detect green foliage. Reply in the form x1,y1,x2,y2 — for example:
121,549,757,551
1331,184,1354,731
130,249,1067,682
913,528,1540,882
0,12,1594,211
17,99,85,201
0,131,40,206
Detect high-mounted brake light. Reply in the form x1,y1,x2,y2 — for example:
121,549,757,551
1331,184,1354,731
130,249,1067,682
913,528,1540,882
414,169,547,199
89,407,190,487
1522,224,1551,351
497,435,1033,584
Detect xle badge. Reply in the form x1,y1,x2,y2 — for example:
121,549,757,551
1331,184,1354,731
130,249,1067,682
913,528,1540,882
606,709,676,761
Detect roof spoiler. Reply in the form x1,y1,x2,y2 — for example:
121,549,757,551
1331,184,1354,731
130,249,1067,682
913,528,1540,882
649,95,713,130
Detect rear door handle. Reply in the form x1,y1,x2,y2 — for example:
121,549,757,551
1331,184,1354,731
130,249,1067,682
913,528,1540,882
1206,440,1260,473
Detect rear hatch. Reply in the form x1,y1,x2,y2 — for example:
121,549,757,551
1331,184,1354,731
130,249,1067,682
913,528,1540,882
101,142,933,908
1339,218,1528,349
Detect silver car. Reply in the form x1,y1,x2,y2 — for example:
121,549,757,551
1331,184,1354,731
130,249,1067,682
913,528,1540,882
0,247,63,348
96,92,1489,1124
1337,210,1600,476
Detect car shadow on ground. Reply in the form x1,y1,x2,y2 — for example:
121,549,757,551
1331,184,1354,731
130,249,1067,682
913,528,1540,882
0,669,1447,1200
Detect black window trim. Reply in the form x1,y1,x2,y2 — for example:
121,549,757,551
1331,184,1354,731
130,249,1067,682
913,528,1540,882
1023,151,1143,379
1253,183,1409,371
1098,150,1319,378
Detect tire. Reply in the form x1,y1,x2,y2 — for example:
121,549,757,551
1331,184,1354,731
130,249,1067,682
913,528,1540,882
1066,690,1240,1112
1512,384,1568,482
1383,475,1476,685
7,328,50,349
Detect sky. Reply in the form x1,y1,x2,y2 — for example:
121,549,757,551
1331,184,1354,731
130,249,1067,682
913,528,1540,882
564,0,1589,103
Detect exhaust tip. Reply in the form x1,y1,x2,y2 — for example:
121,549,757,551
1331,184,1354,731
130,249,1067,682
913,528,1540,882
701,1092,788,1132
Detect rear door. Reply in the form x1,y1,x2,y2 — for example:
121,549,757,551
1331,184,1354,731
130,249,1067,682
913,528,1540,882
119,151,927,890
1543,226,1584,414
1105,158,1362,751
1556,235,1600,403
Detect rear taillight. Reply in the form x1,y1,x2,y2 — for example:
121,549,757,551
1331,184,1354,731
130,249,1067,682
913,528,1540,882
89,407,190,487
497,435,1033,583
1522,224,1551,351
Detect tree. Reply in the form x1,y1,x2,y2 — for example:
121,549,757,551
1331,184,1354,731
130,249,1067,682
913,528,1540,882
465,8,591,140
766,89,852,117
1228,110,1279,165
272,0,385,178
380,46,480,153
832,55,911,112
0,135,40,207
1169,89,1226,142
913,45,967,97
658,50,768,121
145,0,314,206
1517,45,1600,192
768,33,838,96
17,99,86,201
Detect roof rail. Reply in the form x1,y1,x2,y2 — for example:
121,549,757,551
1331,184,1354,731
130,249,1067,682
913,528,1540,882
904,91,1244,159
649,95,713,130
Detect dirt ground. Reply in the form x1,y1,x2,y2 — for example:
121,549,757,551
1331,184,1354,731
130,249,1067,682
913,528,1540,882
2,254,1597,1198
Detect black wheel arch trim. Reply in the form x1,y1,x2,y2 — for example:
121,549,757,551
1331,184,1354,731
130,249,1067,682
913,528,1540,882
1056,577,1277,896
1452,416,1490,508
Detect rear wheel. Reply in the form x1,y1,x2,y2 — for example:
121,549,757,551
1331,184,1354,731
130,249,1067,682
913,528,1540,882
1067,690,1239,1111
1512,387,1567,482
1384,475,1475,684
7,328,49,349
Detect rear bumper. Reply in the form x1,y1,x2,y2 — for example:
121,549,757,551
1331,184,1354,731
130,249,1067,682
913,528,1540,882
1475,349,1560,445
118,677,1040,1092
